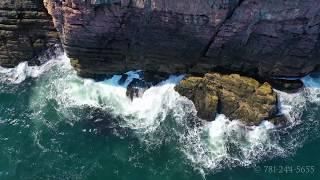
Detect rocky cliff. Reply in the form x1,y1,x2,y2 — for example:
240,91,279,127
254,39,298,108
0,0,59,67
44,0,320,79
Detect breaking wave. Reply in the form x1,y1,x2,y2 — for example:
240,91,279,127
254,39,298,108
1,52,320,174
0,53,66,84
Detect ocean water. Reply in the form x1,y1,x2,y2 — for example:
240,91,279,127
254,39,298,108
0,53,319,180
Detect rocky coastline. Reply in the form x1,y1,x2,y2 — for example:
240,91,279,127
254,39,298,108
1,0,320,125
43,0,320,79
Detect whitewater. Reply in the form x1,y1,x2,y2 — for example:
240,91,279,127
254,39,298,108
0,52,320,176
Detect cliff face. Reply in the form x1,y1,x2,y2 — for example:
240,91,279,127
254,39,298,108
44,0,320,79
0,0,59,67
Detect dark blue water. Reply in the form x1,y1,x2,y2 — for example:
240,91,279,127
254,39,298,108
0,54,319,180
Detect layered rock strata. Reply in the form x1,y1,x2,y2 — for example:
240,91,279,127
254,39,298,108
44,0,320,79
175,73,281,125
0,0,59,67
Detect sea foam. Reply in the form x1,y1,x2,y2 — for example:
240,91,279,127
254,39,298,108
0,54,68,84
1,51,320,174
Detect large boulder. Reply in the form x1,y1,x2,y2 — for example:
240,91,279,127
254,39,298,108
175,73,279,125
0,0,60,67
44,0,320,79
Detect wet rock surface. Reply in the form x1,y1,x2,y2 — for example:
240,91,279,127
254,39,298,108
44,0,320,79
0,0,60,67
126,78,151,100
175,73,280,125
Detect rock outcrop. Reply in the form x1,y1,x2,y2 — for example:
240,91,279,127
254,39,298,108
44,0,320,79
175,73,279,125
0,0,59,67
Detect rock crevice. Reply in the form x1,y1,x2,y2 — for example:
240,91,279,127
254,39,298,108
200,0,244,57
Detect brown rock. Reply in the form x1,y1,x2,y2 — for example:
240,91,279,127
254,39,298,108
175,77,219,120
175,73,280,125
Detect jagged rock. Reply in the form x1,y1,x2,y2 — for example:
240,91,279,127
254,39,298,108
118,74,129,85
0,0,60,67
126,78,151,100
175,73,280,125
269,115,287,126
44,0,320,80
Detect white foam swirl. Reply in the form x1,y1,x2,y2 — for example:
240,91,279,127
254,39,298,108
180,115,284,171
0,54,68,84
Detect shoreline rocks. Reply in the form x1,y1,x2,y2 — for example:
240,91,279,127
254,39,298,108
0,0,313,126
175,73,282,126
126,78,151,100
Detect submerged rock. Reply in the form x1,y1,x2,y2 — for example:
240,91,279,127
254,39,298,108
175,73,280,125
80,106,129,136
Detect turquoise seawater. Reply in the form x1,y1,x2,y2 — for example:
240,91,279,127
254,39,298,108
0,54,319,180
